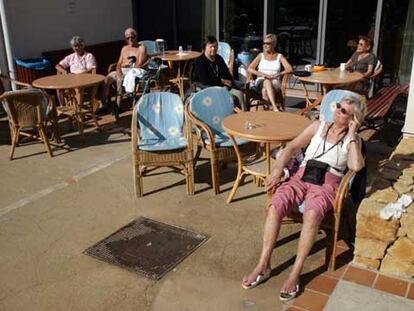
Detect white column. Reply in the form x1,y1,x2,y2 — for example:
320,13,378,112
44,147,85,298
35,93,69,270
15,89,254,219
403,52,414,137
0,0,15,82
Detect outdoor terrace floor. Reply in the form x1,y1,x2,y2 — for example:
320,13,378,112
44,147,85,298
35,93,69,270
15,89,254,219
0,99,413,310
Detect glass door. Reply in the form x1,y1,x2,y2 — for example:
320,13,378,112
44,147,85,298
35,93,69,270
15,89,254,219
267,0,320,69
324,0,378,67
219,0,265,58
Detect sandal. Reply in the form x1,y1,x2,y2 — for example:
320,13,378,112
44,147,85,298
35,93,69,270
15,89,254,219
279,284,299,301
241,270,271,290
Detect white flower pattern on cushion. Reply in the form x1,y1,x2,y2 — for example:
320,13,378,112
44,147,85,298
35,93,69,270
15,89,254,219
212,115,220,124
329,101,337,112
175,104,183,114
152,102,161,113
202,96,212,107
168,126,179,137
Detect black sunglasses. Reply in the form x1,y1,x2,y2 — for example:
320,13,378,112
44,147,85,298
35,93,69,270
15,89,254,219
263,41,272,45
125,36,135,40
336,102,353,116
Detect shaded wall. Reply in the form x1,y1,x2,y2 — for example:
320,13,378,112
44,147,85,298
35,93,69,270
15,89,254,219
133,0,203,51
4,0,133,58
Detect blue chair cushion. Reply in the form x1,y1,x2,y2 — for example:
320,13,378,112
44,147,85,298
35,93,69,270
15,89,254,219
319,89,360,123
218,42,231,65
136,92,186,151
138,137,188,151
189,86,234,137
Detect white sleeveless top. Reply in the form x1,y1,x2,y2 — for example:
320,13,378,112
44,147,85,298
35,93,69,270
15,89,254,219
302,121,351,176
257,53,281,75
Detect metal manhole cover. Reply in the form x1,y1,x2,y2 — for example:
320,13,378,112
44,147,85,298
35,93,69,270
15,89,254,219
84,217,209,280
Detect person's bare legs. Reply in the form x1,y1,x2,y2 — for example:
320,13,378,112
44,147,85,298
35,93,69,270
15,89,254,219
242,205,283,286
263,79,279,111
280,209,320,293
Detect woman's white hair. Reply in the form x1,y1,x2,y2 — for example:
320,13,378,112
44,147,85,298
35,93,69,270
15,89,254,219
340,95,366,124
70,36,85,46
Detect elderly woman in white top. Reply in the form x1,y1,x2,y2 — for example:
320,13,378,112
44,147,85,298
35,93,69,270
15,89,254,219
242,94,366,301
247,33,293,111
55,36,96,74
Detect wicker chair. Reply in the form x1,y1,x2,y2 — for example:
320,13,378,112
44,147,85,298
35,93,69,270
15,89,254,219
185,86,254,195
1,88,60,160
131,92,194,197
274,89,365,271
244,71,289,111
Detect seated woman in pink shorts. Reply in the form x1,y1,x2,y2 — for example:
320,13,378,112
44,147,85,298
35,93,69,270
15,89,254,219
242,95,366,301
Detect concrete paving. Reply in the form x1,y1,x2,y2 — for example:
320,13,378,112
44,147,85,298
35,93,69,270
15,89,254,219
325,280,414,311
0,109,411,310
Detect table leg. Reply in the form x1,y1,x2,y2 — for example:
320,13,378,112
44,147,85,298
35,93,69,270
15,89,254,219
88,84,101,130
266,143,271,175
75,88,85,137
226,133,247,204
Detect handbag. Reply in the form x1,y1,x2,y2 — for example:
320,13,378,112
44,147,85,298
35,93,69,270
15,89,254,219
301,123,347,185
301,159,329,185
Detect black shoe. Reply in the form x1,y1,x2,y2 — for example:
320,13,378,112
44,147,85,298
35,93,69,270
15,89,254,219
95,107,109,116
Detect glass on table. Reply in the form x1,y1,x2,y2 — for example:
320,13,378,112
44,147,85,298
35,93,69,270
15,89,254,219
244,120,254,130
187,45,192,52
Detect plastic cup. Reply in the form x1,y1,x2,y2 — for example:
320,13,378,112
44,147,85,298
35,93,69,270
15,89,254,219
340,63,347,71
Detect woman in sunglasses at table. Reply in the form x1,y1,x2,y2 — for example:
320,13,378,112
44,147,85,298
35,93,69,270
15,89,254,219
247,33,292,111
242,95,366,301
344,35,377,94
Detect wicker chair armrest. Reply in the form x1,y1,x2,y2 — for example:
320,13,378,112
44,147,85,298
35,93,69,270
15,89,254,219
0,74,31,89
185,103,217,151
107,62,117,73
333,169,356,219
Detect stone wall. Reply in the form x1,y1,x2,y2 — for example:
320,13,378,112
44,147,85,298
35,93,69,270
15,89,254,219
353,138,414,279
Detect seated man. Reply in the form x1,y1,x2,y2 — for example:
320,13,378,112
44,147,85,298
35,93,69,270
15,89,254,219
55,36,97,105
101,27,148,119
193,35,246,110
242,95,366,301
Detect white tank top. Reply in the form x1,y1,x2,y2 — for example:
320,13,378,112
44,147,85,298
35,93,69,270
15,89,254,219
302,121,351,176
257,53,281,75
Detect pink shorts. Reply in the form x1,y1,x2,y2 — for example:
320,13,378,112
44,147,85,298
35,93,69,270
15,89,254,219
271,166,342,224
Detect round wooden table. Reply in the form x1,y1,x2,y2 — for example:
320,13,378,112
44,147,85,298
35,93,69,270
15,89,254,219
33,74,105,137
295,68,363,107
159,50,201,98
222,111,312,203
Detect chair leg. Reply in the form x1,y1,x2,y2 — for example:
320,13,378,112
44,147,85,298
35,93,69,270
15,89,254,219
328,226,340,271
186,162,195,195
39,124,53,158
9,127,20,160
134,163,143,197
210,158,220,195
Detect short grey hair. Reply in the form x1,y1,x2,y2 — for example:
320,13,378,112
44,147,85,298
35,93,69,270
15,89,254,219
70,36,85,46
124,28,137,37
340,95,366,124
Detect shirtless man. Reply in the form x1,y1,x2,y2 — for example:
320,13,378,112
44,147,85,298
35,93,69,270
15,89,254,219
101,27,148,118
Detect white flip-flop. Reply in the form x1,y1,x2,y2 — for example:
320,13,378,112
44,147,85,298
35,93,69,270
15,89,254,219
242,270,271,290
279,284,300,301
